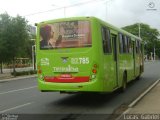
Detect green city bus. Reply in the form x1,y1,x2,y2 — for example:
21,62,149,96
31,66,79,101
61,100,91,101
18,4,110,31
36,17,144,93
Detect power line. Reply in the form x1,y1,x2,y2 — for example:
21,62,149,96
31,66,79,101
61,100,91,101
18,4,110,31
24,0,107,17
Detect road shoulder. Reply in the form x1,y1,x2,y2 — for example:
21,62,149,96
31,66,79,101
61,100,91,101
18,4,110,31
116,79,160,120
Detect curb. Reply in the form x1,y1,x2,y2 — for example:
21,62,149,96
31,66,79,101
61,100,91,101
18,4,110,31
116,79,160,120
0,75,37,83
128,79,160,108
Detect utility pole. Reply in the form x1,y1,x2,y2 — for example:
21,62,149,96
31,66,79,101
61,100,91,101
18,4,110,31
32,45,36,70
154,45,156,60
146,1,157,61
138,23,141,38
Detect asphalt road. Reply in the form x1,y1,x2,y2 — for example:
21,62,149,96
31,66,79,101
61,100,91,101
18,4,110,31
0,61,160,120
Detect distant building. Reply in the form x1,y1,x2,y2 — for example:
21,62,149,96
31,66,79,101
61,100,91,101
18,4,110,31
28,25,36,41
28,25,36,35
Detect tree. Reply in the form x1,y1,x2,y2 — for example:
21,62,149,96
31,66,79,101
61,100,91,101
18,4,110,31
0,13,12,73
7,15,29,74
122,23,160,58
0,13,30,74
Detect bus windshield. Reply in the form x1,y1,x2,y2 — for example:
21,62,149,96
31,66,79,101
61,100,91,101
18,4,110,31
40,20,91,49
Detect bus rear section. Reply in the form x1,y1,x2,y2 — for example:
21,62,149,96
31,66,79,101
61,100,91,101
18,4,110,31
37,18,104,93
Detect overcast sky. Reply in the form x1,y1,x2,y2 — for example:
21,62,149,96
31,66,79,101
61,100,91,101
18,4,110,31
0,0,160,30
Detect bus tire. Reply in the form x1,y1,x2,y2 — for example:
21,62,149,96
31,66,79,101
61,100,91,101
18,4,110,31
120,72,127,92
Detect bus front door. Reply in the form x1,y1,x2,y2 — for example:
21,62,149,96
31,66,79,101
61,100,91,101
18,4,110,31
133,41,136,77
111,34,119,88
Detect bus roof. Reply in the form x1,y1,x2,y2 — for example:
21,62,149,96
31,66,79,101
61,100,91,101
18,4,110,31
37,16,142,42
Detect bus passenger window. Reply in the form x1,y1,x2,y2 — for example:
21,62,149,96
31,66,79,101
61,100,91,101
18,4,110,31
136,40,140,54
119,33,123,53
124,36,128,53
140,43,142,54
119,34,131,54
127,37,132,53
139,42,141,54
120,34,127,53
126,36,132,53
101,27,111,53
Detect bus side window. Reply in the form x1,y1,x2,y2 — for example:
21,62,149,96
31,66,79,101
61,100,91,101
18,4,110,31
101,27,111,53
124,36,128,53
119,33,123,53
139,42,141,54
119,33,127,53
140,43,142,54
126,36,132,53
136,40,140,54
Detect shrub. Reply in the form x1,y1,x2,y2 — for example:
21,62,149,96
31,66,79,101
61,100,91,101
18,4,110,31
11,70,37,76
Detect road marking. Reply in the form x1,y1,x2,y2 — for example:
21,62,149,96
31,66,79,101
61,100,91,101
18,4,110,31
0,102,32,113
0,86,37,95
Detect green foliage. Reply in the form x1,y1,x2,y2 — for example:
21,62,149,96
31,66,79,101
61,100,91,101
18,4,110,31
5,15,29,59
11,70,37,76
0,13,11,63
122,23,160,58
0,13,35,73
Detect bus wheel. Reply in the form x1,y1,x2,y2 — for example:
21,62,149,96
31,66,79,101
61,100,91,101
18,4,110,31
120,72,127,92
